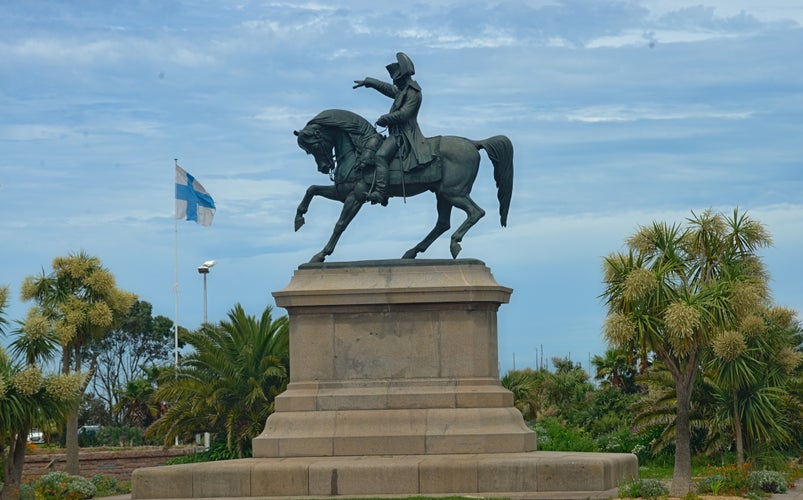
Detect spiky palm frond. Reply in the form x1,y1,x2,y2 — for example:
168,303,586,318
148,303,289,456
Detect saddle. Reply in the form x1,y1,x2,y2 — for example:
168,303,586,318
386,136,442,186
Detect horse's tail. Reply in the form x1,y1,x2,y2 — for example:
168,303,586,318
473,135,513,227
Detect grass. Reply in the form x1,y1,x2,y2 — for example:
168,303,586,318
637,462,709,480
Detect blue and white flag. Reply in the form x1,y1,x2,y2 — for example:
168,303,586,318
175,164,215,226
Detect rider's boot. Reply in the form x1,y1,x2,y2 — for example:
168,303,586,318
368,158,389,206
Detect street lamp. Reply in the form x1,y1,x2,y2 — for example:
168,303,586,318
197,260,216,324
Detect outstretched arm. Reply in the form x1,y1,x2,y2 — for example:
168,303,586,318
353,77,398,99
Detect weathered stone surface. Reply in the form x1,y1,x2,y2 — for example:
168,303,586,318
132,260,638,499
132,463,195,499
253,260,534,458
132,452,639,498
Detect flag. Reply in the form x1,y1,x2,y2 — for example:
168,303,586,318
175,164,216,226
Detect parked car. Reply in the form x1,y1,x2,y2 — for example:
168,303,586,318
27,429,44,444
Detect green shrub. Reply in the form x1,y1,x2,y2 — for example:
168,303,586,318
535,417,598,452
32,471,97,499
77,427,101,447
18,483,35,500
699,462,752,493
166,440,241,465
696,473,727,495
617,477,668,499
91,474,130,496
746,470,788,493
630,443,650,463
595,428,637,453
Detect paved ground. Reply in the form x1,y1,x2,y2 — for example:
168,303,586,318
772,478,803,500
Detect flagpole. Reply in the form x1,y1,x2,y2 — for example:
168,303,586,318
173,158,180,447
173,158,180,370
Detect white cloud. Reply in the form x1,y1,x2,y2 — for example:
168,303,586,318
642,0,803,25
586,29,740,48
0,124,83,141
252,106,313,126
2,37,122,64
564,104,752,123
2,0,802,369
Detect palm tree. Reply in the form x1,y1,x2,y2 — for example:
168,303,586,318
148,304,289,456
0,286,7,336
705,306,802,465
543,357,595,419
502,368,546,423
0,286,84,498
591,348,638,393
20,251,136,473
629,360,715,458
601,209,772,496
114,376,162,427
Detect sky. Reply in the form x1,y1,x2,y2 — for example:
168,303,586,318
1,0,802,375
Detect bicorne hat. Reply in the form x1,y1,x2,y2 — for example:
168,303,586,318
386,52,415,80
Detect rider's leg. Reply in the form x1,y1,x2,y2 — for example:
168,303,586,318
368,138,396,205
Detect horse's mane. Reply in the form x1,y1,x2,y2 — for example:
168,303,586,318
306,109,379,145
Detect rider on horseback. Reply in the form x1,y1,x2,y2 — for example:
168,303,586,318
353,52,433,206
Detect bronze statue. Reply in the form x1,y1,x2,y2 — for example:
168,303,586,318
352,52,433,206
293,108,513,263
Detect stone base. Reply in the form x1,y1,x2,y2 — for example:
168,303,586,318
253,378,536,458
131,451,638,499
253,259,537,459
132,260,639,498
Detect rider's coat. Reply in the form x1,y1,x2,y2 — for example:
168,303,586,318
363,77,433,172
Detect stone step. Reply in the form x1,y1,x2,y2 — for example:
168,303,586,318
131,451,638,499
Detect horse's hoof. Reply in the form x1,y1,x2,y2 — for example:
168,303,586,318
309,253,326,263
450,242,462,259
402,250,417,259
294,216,305,232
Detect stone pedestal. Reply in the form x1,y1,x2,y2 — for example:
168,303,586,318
131,260,637,499
252,258,536,458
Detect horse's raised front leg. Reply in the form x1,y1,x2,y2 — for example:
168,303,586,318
309,191,365,263
445,195,485,258
295,185,340,232
402,194,452,259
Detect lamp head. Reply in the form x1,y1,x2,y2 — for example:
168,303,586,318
198,260,216,274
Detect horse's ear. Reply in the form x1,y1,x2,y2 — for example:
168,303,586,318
293,130,299,136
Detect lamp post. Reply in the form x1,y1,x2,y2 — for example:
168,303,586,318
197,260,216,324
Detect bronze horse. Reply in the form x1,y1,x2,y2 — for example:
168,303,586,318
293,109,513,263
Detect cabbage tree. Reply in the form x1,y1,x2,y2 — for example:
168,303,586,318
601,209,771,496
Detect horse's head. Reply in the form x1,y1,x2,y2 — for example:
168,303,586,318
294,124,334,175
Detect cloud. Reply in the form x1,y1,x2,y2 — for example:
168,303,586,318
0,124,84,141
253,106,315,128
2,0,802,370
2,37,123,64
563,104,753,123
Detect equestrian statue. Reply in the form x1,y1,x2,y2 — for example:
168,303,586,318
293,53,514,263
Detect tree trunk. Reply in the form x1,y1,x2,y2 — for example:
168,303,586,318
10,433,27,488
1,434,28,500
1,443,16,500
733,388,744,466
65,343,82,474
670,372,694,497
66,405,80,474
